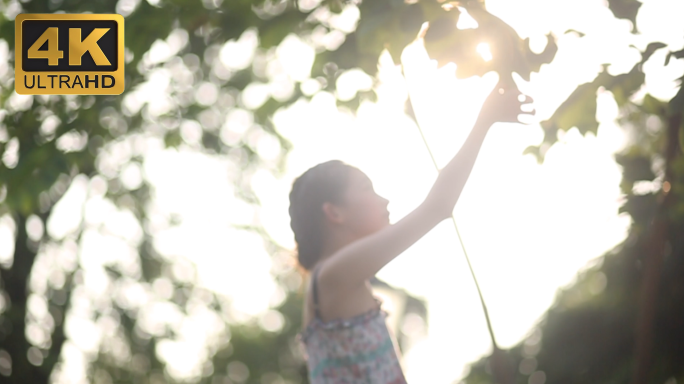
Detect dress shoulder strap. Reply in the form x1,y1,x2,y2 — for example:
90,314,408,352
311,265,322,320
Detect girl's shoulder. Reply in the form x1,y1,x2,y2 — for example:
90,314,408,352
299,296,386,343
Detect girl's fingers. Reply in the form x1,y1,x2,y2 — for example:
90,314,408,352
517,113,537,124
520,102,535,113
417,22,429,39
518,95,534,104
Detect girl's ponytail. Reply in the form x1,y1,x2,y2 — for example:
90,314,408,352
288,160,353,271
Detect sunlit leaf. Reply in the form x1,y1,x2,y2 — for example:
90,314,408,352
525,33,559,73
606,0,642,32
609,66,645,107
637,42,667,64
665,48,684,66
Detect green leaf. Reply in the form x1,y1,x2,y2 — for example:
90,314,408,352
639,94,668,115
614,153,655,182
544,81,601,136
526,33,559,73
258,9,308,48
522,144,543,164
124,1,176,69
665,48,684,66
668,78,684,116
164,129,182,148
564,29,586,37
606,0,642,33
638,42,667,64
384,3,425,65
326,0,345,14
618,193,657,224
424,21,489,77
608,66,645,107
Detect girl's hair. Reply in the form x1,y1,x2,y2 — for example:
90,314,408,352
288,160,354,271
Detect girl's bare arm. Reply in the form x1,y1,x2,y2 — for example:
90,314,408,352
319,118,492,291
319,85,533,292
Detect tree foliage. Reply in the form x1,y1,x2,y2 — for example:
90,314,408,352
460,0,684,382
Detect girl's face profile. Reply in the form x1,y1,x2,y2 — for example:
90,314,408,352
336,168,390,236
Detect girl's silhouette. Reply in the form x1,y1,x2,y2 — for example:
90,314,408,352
289,80,534,383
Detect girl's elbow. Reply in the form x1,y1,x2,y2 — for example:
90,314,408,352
422,199,451,223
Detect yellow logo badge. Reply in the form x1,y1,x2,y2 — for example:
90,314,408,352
15,13,124,95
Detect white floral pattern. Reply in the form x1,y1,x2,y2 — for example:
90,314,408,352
298,298,408,384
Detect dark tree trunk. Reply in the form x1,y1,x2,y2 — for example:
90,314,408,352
630,113,682,384
1,213,44,383
0,208,72,384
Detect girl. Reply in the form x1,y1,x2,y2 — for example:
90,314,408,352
288,81,534,383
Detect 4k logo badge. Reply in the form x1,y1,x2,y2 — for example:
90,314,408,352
15,13,124,95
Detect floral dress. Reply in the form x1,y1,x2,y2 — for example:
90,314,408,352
297,267,408,384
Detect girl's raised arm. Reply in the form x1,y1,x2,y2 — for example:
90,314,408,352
319,84,534,293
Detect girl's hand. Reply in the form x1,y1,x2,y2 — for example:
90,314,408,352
477,83,535,127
